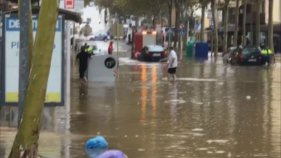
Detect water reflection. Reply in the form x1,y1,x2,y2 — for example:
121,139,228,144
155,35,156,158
270,65,281,158
140,64,147,123
0,60,280,158
138,64,158,123
167,83,178,120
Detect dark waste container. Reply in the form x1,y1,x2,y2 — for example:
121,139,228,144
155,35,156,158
195,42,209,60
186,41,194,58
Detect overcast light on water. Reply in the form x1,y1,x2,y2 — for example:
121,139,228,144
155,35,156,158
0,2,280,158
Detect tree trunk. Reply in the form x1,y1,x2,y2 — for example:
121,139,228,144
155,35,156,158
200,3,206,42
242,0,248,46
211,0,218,57
233,0,239,46
168,0,172,27
173,0,180,49
167,0,173,47
189,11,194,37
255,0,261,46
223,0,230,55
9,0,58,157
159,11,163,27
268,0,274,52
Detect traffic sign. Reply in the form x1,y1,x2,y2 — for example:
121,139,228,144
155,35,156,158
65,0,74,9
104,57,116,69
111,23,124,38
88,55,118,82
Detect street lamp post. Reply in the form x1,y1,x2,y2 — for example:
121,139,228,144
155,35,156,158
115,13,119,58
18,0,31,126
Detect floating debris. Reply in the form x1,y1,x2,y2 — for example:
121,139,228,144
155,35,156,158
206,139,229,144
137,148,145,152
246,96,252,100
215,150,226,154
196,148,208,151
165,99,186,104
192,128,204,132
191,133,205,137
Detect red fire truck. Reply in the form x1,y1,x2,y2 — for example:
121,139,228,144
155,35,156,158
131,30,166,62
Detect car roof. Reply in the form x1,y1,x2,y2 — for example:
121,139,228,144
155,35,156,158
146,45,164,51
229,47,237,50
93,32,107,35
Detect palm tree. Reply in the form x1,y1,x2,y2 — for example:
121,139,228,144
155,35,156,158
223,0,231,54
255,0,261,46
242,0,248,46
233,0,240,46
268,0,274,52
211,0,218,57
9,0,58,157
199,0,208,42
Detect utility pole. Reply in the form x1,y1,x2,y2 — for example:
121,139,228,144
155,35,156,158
18,0,31,126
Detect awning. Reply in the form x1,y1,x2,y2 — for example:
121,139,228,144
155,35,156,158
8,0,38,3
7,7,82,23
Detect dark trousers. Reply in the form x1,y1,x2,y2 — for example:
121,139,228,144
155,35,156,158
263,55,271,64
79,65,87,78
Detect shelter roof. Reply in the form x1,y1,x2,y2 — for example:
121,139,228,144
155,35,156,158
6,6,82,23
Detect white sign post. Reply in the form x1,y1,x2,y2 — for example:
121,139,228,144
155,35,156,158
87,55,118,83
3,15,64,104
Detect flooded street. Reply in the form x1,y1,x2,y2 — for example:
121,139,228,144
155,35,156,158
0,54,280,158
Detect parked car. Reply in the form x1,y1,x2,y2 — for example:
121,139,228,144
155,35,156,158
223,46,240,64
89,32,110,41
138,45,166,62
223,46,264,65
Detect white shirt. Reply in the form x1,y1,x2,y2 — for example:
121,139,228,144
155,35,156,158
167,50,178,68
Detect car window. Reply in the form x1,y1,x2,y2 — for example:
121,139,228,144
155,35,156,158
229,48,236,53
228,47,238,54
95,32,107,36
242,47,259,55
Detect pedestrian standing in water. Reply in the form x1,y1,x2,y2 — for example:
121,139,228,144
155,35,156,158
108,40,113,55
167,46,178,82
76,45,92,82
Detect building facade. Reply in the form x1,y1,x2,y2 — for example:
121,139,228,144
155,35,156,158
265,0,281,25
208,0,281,53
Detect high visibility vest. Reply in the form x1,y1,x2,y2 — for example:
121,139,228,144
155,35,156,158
261,49,272,56
86,46,94,54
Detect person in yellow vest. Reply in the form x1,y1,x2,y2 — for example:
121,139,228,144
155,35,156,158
86,45,95,55
261,45,273,65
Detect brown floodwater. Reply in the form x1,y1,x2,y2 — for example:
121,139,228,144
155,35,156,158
0,57,280,158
